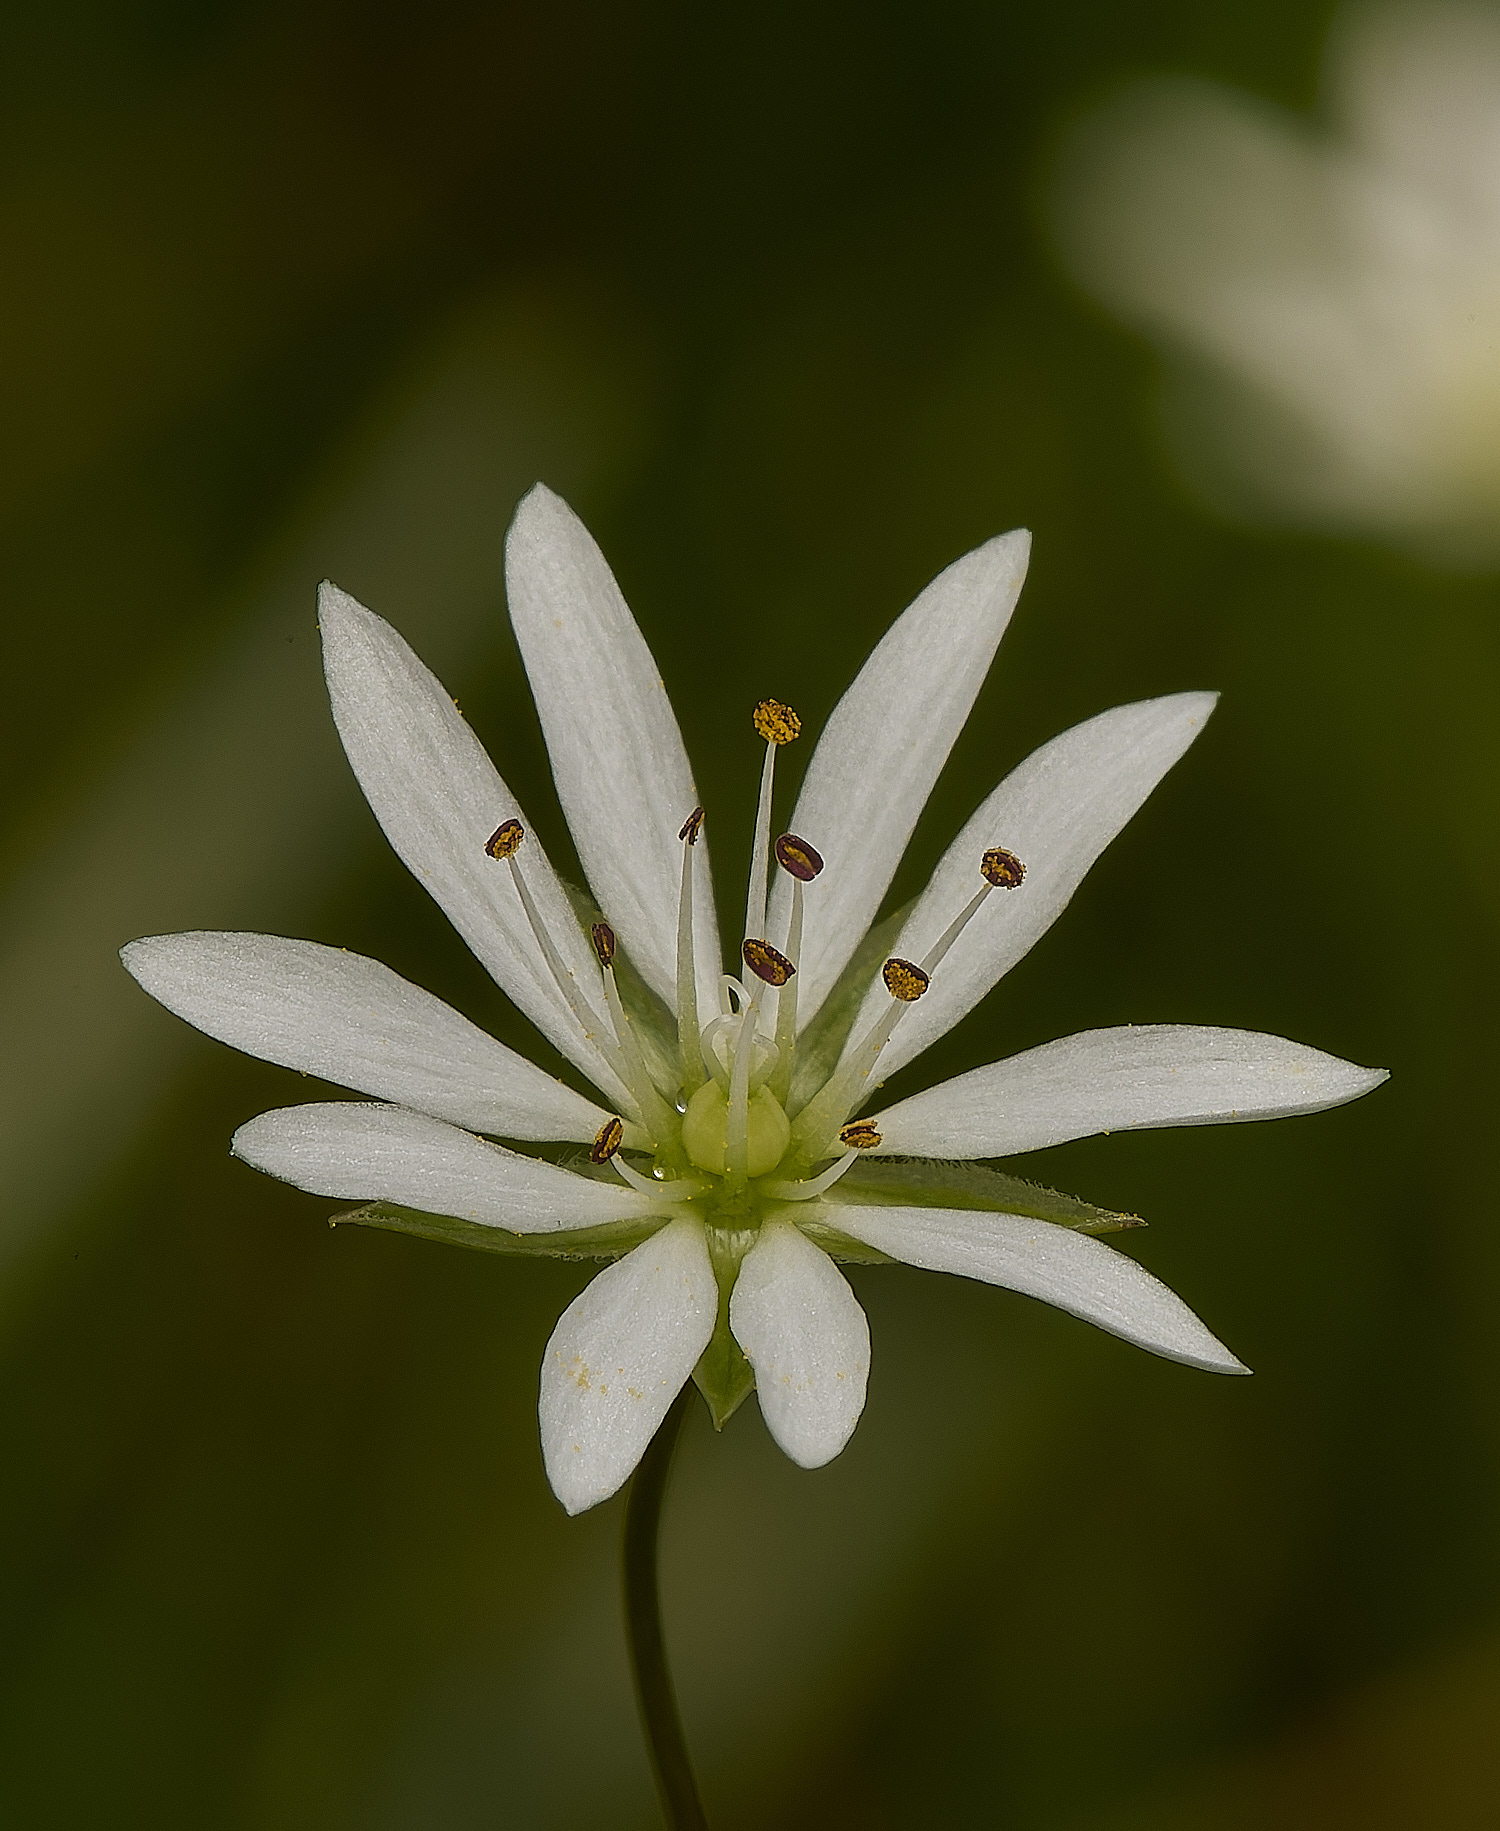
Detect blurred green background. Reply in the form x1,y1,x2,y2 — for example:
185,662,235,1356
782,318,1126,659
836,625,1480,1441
1,1,1495,1825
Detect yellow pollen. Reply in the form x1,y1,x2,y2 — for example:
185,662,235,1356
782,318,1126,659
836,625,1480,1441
882,957,930,1001
589,1116,624,1164
590,921,616,967
839,1121,882,1150
484,818,524,860
774,833,824,881
742,937,796,986
678,806,705,845
981,846,1026,889
752,698,801,745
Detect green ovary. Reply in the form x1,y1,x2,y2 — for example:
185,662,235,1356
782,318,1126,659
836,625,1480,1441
681,1081,791,1177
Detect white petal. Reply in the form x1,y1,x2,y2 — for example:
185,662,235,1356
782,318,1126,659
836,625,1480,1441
231,1102,654,1232
540,1216,717,1514
847,691,1217,1081
868,1024,1388,1158
768,529,1031,1024
831,1203,1246,1374
123,932,611,1142
318,583,630,1108
729,1219,870,1468
505,486,722,1015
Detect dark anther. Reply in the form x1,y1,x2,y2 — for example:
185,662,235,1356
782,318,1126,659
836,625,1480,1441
981,846,1026,889
590,922,616,967
838,1121,883,1150
742,937,796,986
774,833,824,881
484,818,524,860
882,957,930,1001
678,806,705,845
590,1116,624,1164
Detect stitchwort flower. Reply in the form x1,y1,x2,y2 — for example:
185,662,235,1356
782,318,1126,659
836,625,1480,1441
122,486,1386,1514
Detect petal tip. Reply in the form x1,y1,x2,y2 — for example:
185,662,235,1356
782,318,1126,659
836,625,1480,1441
507,479,577,547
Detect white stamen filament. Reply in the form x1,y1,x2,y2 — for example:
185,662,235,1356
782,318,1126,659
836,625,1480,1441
743,740,777,947
599,959,676,1143
759,1148,858,1201
504,854,638,1116
699,1013,736,1089
768,874,804,1106
675,832,706,1098
725,974,768,1187
609,1154,707,1201
791,881,997,1156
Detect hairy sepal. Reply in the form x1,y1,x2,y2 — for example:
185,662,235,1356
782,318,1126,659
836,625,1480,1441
821,1158,1142,1234
329,1202,666,1259
692,1226,757,1430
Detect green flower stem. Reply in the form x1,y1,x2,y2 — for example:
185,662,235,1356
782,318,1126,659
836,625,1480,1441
624,1384,709,1831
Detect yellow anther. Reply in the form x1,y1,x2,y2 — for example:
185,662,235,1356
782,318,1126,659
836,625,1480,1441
742,937,796,987
752,698,801,745
678,806,705,845
838,1121,882,1150
484,818,524,860
589,1116,624,1164
882,957,930,1002
774,833,824,881
590,921,616,967
981,846,1026,889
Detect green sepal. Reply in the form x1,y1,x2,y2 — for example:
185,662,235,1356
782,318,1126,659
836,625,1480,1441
821,1157,1144,1235
329,1202,666,1260
788,900,914,1114
691,1225,757,1430
790,1215,899,1265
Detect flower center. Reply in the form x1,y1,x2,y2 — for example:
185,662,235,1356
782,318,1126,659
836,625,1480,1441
486,701,1027,1221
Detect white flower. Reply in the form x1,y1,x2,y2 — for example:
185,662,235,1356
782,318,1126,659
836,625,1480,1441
1050,3,1500,566
122,486,1385,1514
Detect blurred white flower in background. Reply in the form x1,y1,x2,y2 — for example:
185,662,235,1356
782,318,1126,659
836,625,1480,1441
1051,3,1500,566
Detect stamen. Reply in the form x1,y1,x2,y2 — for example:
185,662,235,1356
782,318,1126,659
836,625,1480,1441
487,823,638,1121
484,818,524,859
839,1121,882,1149
594,922,678,1141
590,1116,706,1199
724,965,770,1187
790,846,1019,1157
742,937,795,986
882,957,930,1001
675,808,707,1098
744,699,801,947
982,846,1026,888
768,832,823,1104
759,1148,859,1202
590,1116,624,1164
752,699,801,745
611,1156,707,1201
774,833,823,882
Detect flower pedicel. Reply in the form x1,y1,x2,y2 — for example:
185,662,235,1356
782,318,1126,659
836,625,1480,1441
122,485,1386,1515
